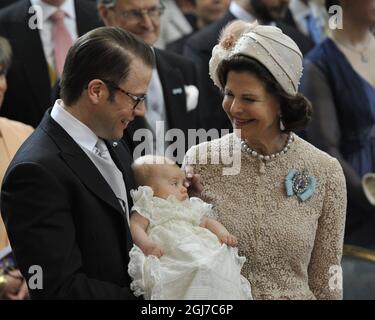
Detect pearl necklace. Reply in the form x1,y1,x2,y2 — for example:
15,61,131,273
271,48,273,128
240,132,294,161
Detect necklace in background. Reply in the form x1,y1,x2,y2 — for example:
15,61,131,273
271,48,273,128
334,33,373,63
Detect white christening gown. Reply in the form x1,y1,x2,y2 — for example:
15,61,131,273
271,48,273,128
128,186,253,300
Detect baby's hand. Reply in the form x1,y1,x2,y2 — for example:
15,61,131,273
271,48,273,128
219,233,238,247
143,243,164,258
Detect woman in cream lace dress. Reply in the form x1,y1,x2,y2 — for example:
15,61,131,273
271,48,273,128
184,22,347,300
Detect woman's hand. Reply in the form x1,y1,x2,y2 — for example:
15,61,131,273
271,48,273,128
143,243,164,258
219,233,238,247
184,165,203,197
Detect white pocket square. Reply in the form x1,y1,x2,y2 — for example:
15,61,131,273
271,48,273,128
184,85,199,112
362,173,375,206
172,88,183,95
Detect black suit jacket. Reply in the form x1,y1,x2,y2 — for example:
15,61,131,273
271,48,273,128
183,10,314,131
0,0,102,128
123,48,201,162
1,111,137,299
166,33,193,56
0,0,15,10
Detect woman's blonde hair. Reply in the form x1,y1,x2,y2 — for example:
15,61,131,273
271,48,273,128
0,36,12,72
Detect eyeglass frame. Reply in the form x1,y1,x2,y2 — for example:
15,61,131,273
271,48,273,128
106,3,165,22
101,79,147,110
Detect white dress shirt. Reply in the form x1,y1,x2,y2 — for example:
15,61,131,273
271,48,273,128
146,68,168,155
229,1,256,22
230,1,277,26
289,0,327,39
51,100,130,223
30,0,78,69
155,0,193,49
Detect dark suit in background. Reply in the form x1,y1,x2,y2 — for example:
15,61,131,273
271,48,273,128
0,0,15,10
124,48,202,163
183,10,314,131
1,111,137,299
0,0,102,127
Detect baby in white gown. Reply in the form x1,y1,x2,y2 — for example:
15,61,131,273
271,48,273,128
128,155,252,300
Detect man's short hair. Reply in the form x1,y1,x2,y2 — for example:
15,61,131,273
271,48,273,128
60,26,154,105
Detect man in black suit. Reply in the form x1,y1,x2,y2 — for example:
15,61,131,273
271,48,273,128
0,0,102,128
98,0,202,163
183,0,314,131
1,27,154,299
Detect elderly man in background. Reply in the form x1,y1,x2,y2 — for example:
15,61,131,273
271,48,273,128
98,0,202,163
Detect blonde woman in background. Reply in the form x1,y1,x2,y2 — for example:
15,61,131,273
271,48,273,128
0,37,33,300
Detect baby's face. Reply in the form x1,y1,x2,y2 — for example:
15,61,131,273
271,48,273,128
151,165,188,201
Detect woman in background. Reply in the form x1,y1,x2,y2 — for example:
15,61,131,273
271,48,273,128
0,36,33,300
301,0,375,299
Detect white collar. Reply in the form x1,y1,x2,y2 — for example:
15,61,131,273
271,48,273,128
289,0,311,21
30,0,76,22
51,99,99,152
229,1,256,22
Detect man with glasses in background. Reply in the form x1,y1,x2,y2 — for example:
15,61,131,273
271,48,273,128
98,0,202,163
1,26,154,299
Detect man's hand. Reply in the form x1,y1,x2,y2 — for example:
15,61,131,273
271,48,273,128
184,165,203,197
218,233,238,247
143,243,164,258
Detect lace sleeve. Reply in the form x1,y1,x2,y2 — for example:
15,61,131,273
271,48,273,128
130,186,154,222
189,197,216,223
308,158,347,299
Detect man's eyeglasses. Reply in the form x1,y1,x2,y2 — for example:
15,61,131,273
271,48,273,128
102,80,147,110
109,4,165,23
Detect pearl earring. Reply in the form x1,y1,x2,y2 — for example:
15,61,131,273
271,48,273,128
279,115,285,131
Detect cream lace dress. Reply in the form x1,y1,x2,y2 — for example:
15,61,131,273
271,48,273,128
127,186,253,300
183,133,347,300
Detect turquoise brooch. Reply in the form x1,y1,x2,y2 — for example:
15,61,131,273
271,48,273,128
285,169,316,202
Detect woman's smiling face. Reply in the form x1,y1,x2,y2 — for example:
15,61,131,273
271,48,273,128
222,70,281,141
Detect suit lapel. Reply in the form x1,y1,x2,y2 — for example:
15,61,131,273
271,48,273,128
40,113,126,220
106,140,135,253
106,140,136,210
154,50,188,133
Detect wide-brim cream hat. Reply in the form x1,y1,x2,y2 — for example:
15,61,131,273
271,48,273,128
209,21,304,96
362,173,375,206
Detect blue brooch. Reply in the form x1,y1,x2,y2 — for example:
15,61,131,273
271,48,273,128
285,169,316,202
